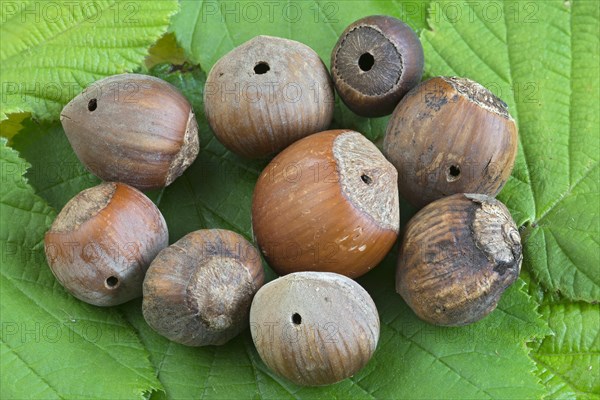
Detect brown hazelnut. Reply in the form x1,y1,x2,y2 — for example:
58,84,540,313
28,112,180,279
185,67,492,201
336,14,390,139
331,15,424,117
61,73,199,190
396,193,522,326
204,35,334,158
142,229,264,346
250,271,379,386
383,76,518,208
252,129,399,278
44,182,168,306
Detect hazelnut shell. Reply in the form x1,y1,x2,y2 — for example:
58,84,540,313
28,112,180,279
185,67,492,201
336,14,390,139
252,129,399,278
60,73,199,190
44,182,168,306
396,193,522,326
250,271,379,386
383,76,518,208
331,15,424,117
204,35,335,158
142,229,264,346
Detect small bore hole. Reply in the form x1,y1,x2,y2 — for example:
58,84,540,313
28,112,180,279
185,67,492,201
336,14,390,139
361,174,373,185
88,98,97,112
446,165,461,182
105,276,119,289
254,62,270,74
292,313,302,325
358,53,375,72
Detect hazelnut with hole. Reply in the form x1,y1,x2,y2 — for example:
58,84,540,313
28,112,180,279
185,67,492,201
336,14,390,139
383,76,518,208
61,73,199,190
204,35,335,158
250,271,379,386
44,182,168,306
331,15,424,117
252,129,399,278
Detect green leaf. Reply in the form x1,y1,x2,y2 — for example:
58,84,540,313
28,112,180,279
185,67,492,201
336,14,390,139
0,0,179,122
420,0,599,302
0,139,162,399
171,0,430,70
10,119,100,211
529,302,600,399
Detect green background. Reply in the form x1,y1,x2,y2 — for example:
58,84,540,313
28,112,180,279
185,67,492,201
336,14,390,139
1,1,598,399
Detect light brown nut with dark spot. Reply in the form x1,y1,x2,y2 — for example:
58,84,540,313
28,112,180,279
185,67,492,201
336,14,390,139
250,271,379,386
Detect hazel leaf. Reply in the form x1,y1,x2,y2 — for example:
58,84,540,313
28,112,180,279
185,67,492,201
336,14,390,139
0,0,179,122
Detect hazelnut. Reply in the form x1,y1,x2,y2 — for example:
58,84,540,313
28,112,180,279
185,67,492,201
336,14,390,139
61,73,199,190
44,182,168,306
204,35,335,158
252,129,399,278
331,15,424,117
142,229,264,346
383,76,518,208
250,271,379,386
396,193,522,326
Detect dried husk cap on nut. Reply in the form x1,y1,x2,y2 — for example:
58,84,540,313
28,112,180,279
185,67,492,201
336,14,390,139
142,229,264,346
396,193,522,326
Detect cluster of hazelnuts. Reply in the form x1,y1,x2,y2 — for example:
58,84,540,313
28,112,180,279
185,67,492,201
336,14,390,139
44,15,522,387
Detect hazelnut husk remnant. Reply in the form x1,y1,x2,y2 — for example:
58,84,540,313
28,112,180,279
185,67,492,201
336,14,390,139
396,193,522,326
204,35,334,158
252,129,399,278
61,73,199,190
250,271,379,386
384,76,518,208
44,182,168,306
143,229,264,346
